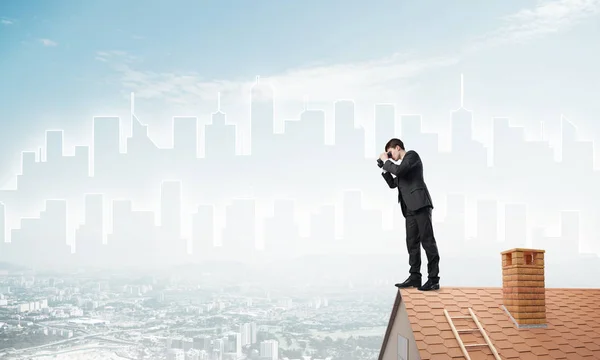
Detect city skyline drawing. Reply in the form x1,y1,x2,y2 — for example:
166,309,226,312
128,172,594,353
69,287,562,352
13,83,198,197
1,0,600,288
0,73,598,285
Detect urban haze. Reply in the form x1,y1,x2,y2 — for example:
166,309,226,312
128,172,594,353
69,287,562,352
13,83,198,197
1,1,599,360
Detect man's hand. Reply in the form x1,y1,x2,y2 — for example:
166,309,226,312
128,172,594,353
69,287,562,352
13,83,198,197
379,152,389,161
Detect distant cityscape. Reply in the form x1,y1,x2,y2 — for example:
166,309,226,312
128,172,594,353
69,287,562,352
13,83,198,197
0,75,598,276
0,266,391,360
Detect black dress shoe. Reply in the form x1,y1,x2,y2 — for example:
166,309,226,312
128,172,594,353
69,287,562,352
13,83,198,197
394,277,422,288
418,279,440,291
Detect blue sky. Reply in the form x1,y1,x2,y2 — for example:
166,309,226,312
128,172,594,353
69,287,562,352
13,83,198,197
1,0,600,185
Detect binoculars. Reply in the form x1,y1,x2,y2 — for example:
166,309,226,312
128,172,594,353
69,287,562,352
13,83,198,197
377,152,392,168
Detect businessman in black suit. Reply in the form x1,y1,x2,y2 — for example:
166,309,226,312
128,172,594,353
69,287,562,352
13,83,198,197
378,138,440,291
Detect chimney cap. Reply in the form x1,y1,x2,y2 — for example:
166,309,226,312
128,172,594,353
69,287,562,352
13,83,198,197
501,248,545,255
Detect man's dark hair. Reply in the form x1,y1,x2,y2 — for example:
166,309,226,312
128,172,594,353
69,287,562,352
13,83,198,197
385,138,405,151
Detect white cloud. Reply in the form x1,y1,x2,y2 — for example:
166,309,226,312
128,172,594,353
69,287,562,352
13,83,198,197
1,18,14,26
95,50,135,63
100,51,459,107
262,53,459,105
468,0,600,50
98,0,600,108
39,38,58,47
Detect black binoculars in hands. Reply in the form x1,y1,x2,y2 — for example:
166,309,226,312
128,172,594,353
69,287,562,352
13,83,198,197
377,152,392,168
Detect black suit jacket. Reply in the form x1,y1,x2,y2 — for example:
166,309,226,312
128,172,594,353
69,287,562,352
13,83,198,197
381,150,433,217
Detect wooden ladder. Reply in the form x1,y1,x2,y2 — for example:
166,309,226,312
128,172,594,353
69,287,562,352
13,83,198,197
443,308,501,360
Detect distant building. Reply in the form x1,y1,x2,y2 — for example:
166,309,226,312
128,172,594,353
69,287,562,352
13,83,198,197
193,335,211,350
239,322,257,346
166,348,184,360
14,299,49,313
43,327,73,338
182,338,193,351
259,340,278,360
225,332,241,356
213,338,224,360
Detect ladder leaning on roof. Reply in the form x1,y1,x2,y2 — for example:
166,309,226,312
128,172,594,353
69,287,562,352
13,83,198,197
443,307,502,360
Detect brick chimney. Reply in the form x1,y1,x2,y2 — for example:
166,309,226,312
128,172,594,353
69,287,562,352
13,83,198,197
501,248,546,328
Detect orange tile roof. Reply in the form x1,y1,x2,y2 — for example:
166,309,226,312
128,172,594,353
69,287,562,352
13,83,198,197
378,287,600,360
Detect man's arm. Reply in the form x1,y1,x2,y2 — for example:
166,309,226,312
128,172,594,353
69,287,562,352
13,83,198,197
381,151,420,178
381,172,397,188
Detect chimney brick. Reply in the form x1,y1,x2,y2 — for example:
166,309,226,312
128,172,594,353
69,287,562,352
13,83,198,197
501,248,546,326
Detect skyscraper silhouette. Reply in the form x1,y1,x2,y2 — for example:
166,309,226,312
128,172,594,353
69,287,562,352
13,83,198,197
441,194,466,254
205,93,236,159
492,117,524,170
192,204,215,258
299,107,326,147
264,199,299,256
375,104,396,151
92,116,121,178
250,76,274,157
72,146,90,178
222,199,256,258
75,194,105,264
45,130,63,163
399,114,439,163
476,199,498,244
128,114,160,158
309,204,336,253
561,116,594,185
342,190,384,253
108,200,158,265
160,180,185,259
17,151,38,189
450,75,487,171
334,100,364,158
280,105,330,192
559,210,579,256
172,116,198,160
10,199,71,268
504,203,527,248
0,202,5,245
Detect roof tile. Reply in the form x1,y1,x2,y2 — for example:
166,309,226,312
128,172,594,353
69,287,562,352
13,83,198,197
426,343,447,354
574,347,595,357
530,345,549,356
499,348,521,359
547,349,567,359
446,346,463,358
422,335,444,345
584,342,600,351
513,342,532,352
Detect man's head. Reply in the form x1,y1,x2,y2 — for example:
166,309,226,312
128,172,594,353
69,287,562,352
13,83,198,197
385,138,405,161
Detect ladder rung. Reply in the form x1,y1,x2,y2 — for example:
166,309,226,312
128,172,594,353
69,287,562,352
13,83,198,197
465,343,488,347
457,328,479,333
